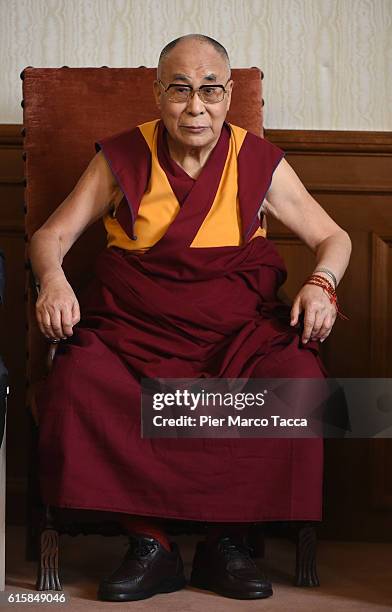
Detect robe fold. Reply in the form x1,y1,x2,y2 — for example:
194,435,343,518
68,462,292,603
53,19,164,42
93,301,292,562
37,119,325,522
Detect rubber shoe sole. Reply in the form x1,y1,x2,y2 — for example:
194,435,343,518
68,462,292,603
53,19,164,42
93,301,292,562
98,574,187,601
190,572,273,600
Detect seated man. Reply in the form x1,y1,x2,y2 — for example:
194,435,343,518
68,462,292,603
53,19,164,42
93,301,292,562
30,34,351,602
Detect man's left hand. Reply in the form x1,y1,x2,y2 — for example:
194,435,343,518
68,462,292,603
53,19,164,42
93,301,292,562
290,284,337,344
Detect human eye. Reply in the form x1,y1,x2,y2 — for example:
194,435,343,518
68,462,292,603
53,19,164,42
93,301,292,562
171,85,190,93
200,86,222,101
201,86,216,95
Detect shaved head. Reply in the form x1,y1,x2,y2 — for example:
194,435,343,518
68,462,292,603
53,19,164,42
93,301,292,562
157,34,231,79
153,34,234,157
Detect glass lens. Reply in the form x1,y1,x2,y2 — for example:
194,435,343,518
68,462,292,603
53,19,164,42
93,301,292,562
167,85,192,102
198,86,225,103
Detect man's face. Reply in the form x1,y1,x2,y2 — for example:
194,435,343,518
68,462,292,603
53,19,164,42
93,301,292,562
153,41,233,151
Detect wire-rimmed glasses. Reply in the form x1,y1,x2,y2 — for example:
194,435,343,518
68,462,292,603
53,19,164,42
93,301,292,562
158,79,230,104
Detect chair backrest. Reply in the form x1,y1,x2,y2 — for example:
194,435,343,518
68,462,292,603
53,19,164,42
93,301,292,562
22,67,264,383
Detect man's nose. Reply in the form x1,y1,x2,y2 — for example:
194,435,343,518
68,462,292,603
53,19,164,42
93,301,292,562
185,91,205,114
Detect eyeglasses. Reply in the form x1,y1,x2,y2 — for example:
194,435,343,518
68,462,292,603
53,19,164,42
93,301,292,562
158,79,230,104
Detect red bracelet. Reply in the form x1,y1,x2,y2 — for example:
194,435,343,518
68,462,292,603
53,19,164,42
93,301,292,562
304,275,349,321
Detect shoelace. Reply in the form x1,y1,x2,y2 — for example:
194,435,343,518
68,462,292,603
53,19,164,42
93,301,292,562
125,537,158,560
218,538,257,569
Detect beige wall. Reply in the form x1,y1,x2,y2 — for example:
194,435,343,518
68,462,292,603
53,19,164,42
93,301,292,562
1,0,391,130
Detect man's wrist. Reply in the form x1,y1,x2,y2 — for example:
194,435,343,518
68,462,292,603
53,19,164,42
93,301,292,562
312,267,337,289
36,268,65,287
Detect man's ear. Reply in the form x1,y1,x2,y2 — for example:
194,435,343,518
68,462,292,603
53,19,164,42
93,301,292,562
153,80,162,108
225,79,234,111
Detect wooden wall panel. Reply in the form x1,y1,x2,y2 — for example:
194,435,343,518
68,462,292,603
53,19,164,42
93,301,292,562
370,234,392,377
369,236,392,514
1,124,392,538
264,129,392,540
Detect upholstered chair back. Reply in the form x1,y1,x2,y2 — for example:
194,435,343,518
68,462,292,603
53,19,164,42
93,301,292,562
22,67,264,385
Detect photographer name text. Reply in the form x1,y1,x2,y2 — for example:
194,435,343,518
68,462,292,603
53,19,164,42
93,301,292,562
151,415,308,428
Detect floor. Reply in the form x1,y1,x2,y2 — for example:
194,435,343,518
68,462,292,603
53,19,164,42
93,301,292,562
2,525,392,611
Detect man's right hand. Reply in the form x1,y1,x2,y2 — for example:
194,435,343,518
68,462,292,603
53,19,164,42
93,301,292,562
35,271,80,341
29,151,122,341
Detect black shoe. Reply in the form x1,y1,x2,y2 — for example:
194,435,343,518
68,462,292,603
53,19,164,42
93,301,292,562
190,535,273,599
97,534,186,601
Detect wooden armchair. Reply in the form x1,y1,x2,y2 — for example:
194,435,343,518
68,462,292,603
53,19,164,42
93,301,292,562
21,66,320,592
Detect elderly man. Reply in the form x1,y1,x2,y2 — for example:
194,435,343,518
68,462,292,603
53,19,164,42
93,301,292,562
30,34,351,602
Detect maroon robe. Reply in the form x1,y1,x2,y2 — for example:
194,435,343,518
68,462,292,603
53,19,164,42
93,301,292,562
37,121,325,522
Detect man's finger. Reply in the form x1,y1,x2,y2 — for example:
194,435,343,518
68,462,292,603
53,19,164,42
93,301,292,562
40,309,57,339
71,300,81,325
302,309,316,344
290,299,302,326
61,306,75,336
310,311,326,339
49,308,65,339
35,308,47,337
319,315,333,342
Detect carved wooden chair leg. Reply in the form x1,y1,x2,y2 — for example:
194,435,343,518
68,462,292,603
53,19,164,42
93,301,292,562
26,415,41,562
248,523,265,558
295,521,320,587
36,505,62,591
